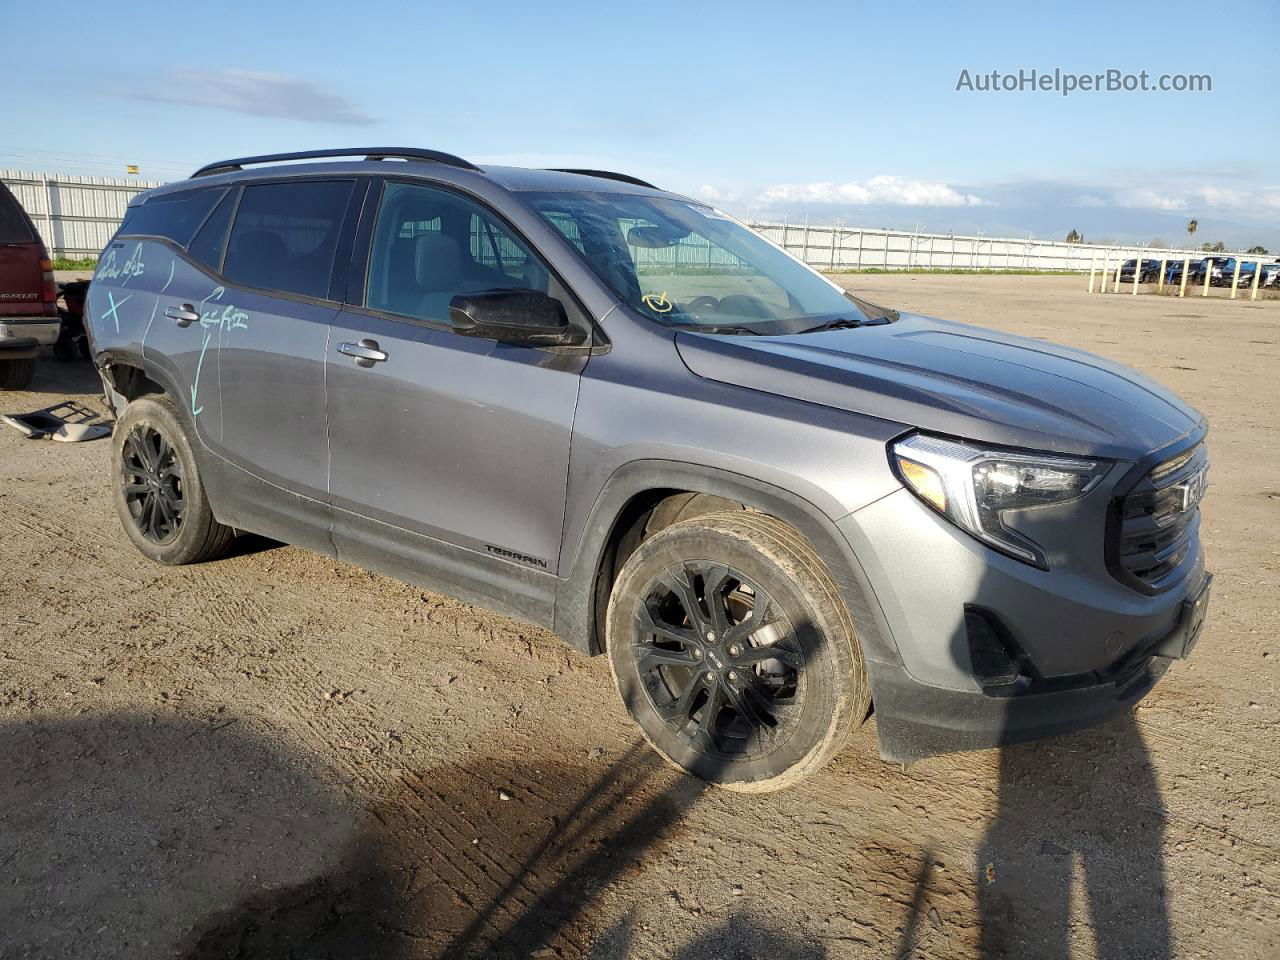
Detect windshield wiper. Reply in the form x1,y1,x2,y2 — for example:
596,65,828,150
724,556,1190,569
681,323,768,336
798,316,869,334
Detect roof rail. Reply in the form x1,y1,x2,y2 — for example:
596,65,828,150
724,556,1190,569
190,148,481,179
547,168,659,190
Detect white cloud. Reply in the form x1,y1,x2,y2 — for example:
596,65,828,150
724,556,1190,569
1105,183,1280,214
1126,189,1187,212
132,70,376,126
696,184,738,204
1074,194,1108,208
758,175,988,207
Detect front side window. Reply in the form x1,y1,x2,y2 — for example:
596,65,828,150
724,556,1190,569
223,180,354,299
365,181,551,323
526,191,883,335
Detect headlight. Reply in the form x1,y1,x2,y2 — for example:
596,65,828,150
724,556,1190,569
890,433,1109,569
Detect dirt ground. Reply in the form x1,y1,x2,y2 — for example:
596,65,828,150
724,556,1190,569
1,274,1276,960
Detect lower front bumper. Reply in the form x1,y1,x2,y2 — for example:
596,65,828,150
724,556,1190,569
0,320,60,346
869,653,1171,764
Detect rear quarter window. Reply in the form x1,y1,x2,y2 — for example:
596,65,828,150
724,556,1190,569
0,185,37,244
187,190,238,272
119,188,227,247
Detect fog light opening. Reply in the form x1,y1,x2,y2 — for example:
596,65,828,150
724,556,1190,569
965,608,1026,691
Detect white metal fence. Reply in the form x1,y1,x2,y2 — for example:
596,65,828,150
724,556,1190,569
1,167,1264,274
745,218,1234,273
1,169,162,258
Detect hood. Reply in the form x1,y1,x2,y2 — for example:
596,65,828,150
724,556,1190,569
674,312,1205,459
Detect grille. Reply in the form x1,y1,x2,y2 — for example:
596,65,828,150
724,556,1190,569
1114,443,1208,589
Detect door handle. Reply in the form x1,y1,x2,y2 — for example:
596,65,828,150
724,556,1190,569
165,304,199,327
337,338,388,367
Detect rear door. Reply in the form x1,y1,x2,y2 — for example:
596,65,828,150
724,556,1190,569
202,178,363,549
325,179,588,607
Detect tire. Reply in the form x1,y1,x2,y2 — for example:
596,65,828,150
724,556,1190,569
0,358,36,390
111,395,234,565
53,335,76,363
606,511,870,792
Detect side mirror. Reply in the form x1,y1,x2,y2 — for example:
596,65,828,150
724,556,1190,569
448,289,583,346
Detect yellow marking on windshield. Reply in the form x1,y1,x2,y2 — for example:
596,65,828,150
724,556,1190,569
641,291,673,313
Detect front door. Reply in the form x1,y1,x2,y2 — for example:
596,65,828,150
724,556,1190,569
325,180,588,613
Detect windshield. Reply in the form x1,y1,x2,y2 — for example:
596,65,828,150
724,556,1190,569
523,191,892,335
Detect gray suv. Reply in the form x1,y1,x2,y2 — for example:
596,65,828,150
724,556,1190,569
85,148,1211,791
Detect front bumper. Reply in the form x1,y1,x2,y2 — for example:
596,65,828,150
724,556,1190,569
838,486,1208,761
0,320,60,347
868,651,1172,763
868,571,1208,762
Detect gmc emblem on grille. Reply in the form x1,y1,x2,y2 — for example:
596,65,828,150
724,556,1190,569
1175,466,1208,513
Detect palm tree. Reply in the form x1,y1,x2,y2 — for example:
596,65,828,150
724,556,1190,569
1187,219,1198,242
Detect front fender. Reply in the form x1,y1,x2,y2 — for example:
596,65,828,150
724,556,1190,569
551,458,902,668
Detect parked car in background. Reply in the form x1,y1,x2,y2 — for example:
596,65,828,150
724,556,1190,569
85,148,1213,791
0,182,58,389
1162,258,1196,285
1119,258,1162,283
1187,256,1240,287
1258,261,1280,288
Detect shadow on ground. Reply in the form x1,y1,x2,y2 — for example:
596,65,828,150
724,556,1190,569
974,713,1171,960
892,711,1172,960
0,710,829,959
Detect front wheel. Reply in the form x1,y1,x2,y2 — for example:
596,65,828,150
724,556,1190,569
606,511,869,792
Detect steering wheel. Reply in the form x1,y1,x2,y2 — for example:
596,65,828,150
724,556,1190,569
685,296,721,315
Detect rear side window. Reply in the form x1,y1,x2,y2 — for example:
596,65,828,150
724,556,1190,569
222,180,354,299
187,190,237,272
119,188,226,247
0,185,36,244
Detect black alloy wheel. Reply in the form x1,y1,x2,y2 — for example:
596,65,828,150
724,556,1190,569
121,425,185,544
632,560,804,761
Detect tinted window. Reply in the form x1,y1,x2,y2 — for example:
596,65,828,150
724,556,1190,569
187,190,237,272
366,181,551,322
526,191,869,335
0,184,37,244
223,180,354,299
119,188,226,246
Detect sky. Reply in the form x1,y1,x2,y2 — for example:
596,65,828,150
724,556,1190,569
4,0,1277,249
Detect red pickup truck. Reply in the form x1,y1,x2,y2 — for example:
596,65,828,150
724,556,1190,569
0,182,58,390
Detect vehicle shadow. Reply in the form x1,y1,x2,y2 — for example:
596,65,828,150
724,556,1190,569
0,708,730,959
174,738,718,959
0,711,364,960
586,910,829,960
3,627,832,957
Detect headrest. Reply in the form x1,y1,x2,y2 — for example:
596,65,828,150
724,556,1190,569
414,232,462,293
231,229,287,265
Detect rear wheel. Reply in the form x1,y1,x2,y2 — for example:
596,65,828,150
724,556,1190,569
606,511,869,792
0,358,35,390
111,395,234,565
